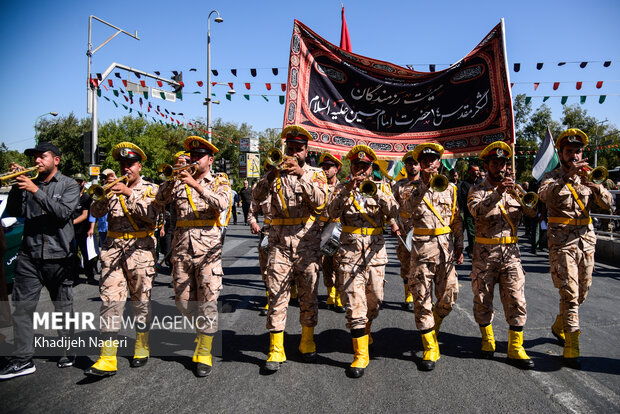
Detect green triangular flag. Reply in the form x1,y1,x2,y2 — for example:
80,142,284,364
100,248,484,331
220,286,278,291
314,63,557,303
143,92,148,99
244,95,250,100
129,108,132,113
97,89,101,97
104,96,110,101
113,101,118,107
262,95,268,102
193,91,201,94
113,90,119,97
599,95,606,103
561,96,568,104
152,117,157,122
128,91,133,98
226,94,231,101
138,111,143,117
176,92,182,99
580,96,586,104
543,96,549,102
525,96,531,104
279,96,285,104
160,92,166,99
123,104,128,110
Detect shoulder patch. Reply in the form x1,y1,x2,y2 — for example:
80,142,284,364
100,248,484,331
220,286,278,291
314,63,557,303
312,170,327,185
145,185,157,198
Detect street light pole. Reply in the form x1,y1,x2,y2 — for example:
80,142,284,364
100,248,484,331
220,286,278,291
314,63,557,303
207,10,223,142
34,111,59,145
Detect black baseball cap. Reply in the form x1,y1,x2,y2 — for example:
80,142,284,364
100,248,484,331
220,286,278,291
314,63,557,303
25,142,61,157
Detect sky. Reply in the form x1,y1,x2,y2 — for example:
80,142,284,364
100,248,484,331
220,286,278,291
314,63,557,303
1,0,619,153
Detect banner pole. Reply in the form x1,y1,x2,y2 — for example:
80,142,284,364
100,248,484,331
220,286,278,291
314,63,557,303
500,18,516,174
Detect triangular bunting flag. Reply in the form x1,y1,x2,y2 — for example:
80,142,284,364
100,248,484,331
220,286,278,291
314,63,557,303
536,63,543,70
279,96,285,104
510,83,514,88
157,81,163,87
580,96,586,104
231,69,237,76
525,96,531,104
281,84,286,92
262,95,268,101
513,63,520,72
123,104,128,109
97,89,101,97
113,101,118,107
579,62,588,68
212,70,218,76
143,92,148,99
266,83,272,90
272,68,278,75
226,94,231,101
596,81,603,89
113,90,119,97
558,62,566,66
244,95,250,100
576,82,582,90
561,96,568,104
599,95,606,103
190,68,197,72
543,96,549,102
245,83,251,90
429,64,435,72
228,82,234,89
154,71,160,76
603,61,611,67
122,80,128,87
115,72,121,78
534,82,539,91
197,81,203,87
135,72,141,78
140,80,146,87
251,68,257,77
108,79,113,87
553,82,560,90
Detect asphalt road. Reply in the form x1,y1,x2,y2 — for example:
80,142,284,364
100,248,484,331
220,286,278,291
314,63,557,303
1,221,619,413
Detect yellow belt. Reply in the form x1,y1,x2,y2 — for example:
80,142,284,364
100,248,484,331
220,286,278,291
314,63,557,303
476,236,518,245
412,226,451,236
176,219,220,228
270,216,315,226
548,217,592,226
108,230,154,240
317,215,340,223
400,212,411,219
341,226,383,235
264,218,272,225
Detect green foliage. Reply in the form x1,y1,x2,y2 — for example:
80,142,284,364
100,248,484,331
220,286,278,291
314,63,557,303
0,143,29,173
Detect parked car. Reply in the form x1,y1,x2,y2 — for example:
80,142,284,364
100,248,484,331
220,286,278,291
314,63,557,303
0,190,24,287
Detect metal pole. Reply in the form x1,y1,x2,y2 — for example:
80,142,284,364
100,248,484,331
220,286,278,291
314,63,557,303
207,17,212,142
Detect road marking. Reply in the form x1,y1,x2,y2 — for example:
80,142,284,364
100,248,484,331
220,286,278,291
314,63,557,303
566,369,620,407
453,302,477,325
529,370,594,414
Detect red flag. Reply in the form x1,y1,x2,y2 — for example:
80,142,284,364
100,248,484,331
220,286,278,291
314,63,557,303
245,83,251,90
122,80,128,87
534,82,539,91
596,81,603,89
157,81,163,87
108,79,113,87
281,83,286,92
340,6,352,51
197,81,204,87
576,82,582,90
228,82,234,89
553,82,560,90
266,83,272,90
140,80,146,87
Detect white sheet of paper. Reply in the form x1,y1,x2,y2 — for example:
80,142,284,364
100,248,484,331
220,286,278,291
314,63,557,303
86,235,99,260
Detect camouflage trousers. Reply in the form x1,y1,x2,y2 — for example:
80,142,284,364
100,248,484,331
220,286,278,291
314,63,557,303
470,252,527,327
396,239,411,282
99,245,156,333
321,255,336,289
266,245,320,332
409,254,458,331
336,261,385,331
549,246,594,332
172,249,223,335
258,242,268,285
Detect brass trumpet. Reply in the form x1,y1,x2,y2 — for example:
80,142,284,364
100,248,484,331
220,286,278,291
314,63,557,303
0,166,40,187
88,174,129,201
429,174,449,192
157,162,198,180
498,172,538,208
580,166,608,184
359,180,378,198
265,148,297,169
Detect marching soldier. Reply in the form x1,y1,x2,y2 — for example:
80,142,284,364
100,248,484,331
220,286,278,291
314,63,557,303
468,142,536,369
248,185,272,316
390,151,421,310
328,145,398,378
538,128,613,369
253,125,328,372
318,152,345,313
85,142,160,377
402,143,463,371
155,136,231,377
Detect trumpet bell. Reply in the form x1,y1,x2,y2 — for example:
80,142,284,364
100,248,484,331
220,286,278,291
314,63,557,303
430,174,449,192
522,192,539,209
158,163,174,179
266,148,284,167
87,185,106,201
360,180,377,198
588,166,608,185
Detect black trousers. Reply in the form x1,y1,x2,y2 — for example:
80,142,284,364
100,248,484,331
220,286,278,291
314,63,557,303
74,233,95,279
12,254,74,360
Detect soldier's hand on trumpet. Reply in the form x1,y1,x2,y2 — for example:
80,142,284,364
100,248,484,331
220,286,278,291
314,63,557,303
563,157,590,181
176,168,201,192
282,156,303,177
10,162,39,193
108,180,132,197
496,174,515,195
344,172,366,192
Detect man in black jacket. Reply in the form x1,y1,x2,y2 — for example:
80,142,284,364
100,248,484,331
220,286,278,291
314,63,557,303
0,142,79,379
458,165,481,256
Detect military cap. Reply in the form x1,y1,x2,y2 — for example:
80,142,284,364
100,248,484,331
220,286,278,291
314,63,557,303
319,152,343,168
281,125,313,144
556,128,588,149
184,136,219,154
479,141,512,160
346,145,377,164
411,143,444,162
112,142,146,162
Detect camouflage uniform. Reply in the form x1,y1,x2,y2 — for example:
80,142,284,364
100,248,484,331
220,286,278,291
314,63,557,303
248,195,272,283
319,182,339,292
468,178,537,326
402,181,463,330
328,183,398,330
91,178,160,333
156,172,231,334
392,178,416,283
253,165,327,332
539,170,613,332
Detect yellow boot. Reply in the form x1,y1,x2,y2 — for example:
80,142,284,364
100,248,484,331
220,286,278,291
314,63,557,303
265,331,286,372
551,314,565,345
193,333,214,377
404,282,414,311
334,291,346,313
479,324,495,359
433,307,444,334
259,291,269,316
298,326,317,362
347,335,369,378
420,330,440,371
84,336,118,377
326,286,336,308
131,331,150,368
563,330,581,369
507,328,534,370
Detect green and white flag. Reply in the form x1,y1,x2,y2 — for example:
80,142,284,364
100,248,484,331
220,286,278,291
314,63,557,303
532,126,559,181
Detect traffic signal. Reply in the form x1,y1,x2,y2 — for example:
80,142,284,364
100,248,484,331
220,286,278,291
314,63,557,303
82,131,92,164
171,71,183,100
96,145,106,164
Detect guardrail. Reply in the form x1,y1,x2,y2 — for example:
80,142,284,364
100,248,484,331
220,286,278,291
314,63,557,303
592,213,620,240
